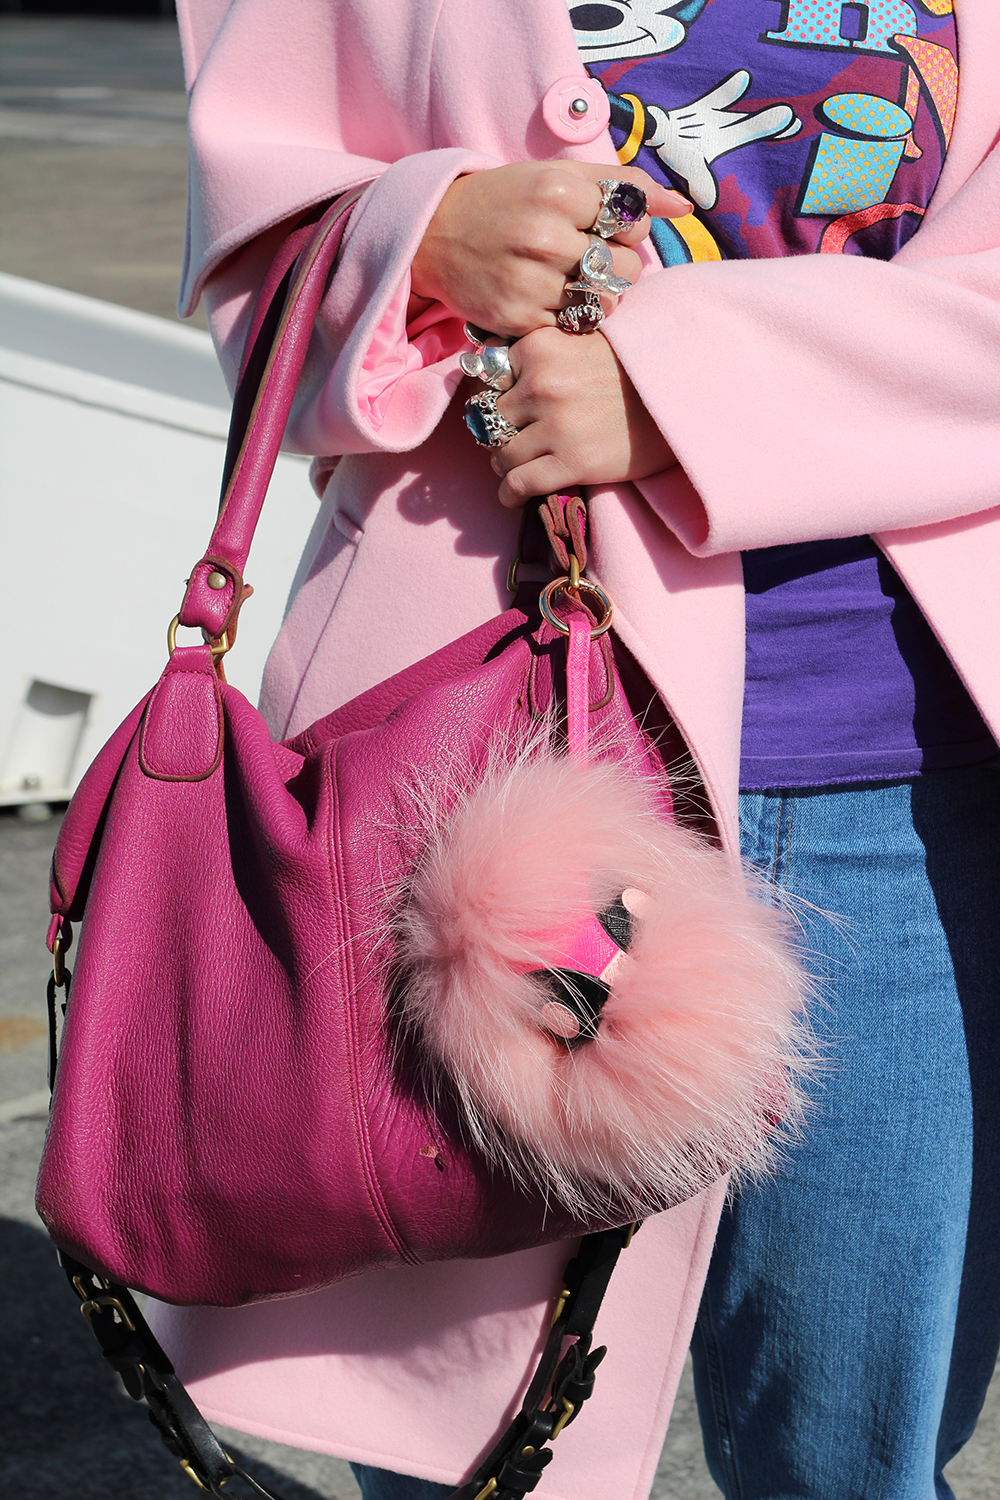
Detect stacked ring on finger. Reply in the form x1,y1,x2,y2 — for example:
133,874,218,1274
556,293,604,335
464,388,519,447
570,236,634,298
591,179,649,239
557,235,634,334
460,338,516,392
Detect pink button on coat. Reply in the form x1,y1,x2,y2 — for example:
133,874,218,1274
149,3,1000,1495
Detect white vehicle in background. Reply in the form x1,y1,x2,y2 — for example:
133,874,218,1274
0,271,318,816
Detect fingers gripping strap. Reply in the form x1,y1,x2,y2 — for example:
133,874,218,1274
178,186,368,641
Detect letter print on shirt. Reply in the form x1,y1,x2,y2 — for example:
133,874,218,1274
566,0,958,265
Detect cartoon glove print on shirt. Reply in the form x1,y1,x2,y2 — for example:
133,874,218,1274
566,3,801,211
645,71,801,210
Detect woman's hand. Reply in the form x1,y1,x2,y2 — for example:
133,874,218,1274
487,327,676,506
410,161,690,338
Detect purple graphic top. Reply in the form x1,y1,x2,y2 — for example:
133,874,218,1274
573,0,959,263
565,3,992,789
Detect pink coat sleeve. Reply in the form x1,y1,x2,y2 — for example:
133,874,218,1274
602,143,1000,554
197,152,498,459
176,0,502,460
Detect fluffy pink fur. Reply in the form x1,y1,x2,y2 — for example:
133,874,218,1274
397,753,812,1219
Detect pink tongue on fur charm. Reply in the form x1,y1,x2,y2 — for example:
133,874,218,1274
533,889,648,1045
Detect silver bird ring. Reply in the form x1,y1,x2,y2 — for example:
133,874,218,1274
464,388,519,447
566,236,633,299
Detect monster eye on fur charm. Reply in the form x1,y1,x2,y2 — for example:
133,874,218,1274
397,753,813,1220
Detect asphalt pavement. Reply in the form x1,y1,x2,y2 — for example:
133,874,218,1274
0,15,205,326
0,16,997,1500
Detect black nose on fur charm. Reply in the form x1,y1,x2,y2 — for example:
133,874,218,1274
531,895,636,1046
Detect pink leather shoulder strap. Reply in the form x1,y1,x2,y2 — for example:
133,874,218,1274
177,186,368,642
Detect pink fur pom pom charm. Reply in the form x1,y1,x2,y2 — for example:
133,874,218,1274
396,751,813,1221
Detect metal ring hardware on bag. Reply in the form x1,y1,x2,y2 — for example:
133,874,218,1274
167,614,231,662
539,575,614,640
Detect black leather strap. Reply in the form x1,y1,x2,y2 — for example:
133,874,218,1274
57,1219,636,1500
446,1223,640,1500
58,1252,286,1498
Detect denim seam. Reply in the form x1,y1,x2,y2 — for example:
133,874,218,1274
695,1296,744,1500
770,795,782,889
769,793,795,897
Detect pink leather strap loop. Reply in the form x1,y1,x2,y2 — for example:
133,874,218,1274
540,493,588,575
565,611,592,764
139,646,225,781
177,186,368,640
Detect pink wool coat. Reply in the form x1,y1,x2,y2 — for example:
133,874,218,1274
151,2,1000,1495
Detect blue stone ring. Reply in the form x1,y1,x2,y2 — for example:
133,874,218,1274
592,179,648,238
464,389,519,448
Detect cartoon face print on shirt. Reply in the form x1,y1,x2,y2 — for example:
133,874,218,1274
566,0,959,264
567,0,710,63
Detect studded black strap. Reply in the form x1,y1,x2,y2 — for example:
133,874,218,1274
446,1223,640,1500
56,1250,286,1498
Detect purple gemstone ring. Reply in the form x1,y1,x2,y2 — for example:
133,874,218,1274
591,179,648,239
556,291,605,336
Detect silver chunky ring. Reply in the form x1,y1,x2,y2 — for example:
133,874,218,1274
591,179,649,239
556,291,604,335
566,236,633,299
557,235,631,334
464,388,519,447
459,340,515,392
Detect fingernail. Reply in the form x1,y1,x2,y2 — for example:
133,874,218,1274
665,192,693,215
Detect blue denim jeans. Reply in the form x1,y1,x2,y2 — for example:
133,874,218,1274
353,767,1000,1500
694,768,1000,1499
350,1467,453,1500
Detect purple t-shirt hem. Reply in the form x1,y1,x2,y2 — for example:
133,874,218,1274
739,738,999,792
739,538,997,788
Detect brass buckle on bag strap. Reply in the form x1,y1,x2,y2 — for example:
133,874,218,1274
167,614,231,662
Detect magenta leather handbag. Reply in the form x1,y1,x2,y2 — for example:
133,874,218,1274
35,192,808,1499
